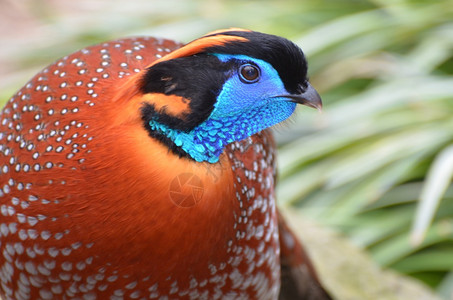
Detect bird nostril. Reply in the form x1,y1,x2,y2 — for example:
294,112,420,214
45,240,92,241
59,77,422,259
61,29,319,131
297,82,308,94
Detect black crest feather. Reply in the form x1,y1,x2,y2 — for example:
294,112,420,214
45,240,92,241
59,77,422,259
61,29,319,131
202,30,308,94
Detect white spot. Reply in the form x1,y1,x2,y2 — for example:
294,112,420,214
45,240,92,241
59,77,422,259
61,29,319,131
8,223,17,234
28,229,38,239
130,291,141,298
13,243,24,255
126,281,137,289
25,262,38,275
43,260,56,270
59,273,71,281
38,264,51,276
83,293,96,300
61,262,72,271
18,229,29,240
51,284,63,294
27,216,38,226
61,248,72,256
41,231,51,240
76,262,86,270
48,248,59,258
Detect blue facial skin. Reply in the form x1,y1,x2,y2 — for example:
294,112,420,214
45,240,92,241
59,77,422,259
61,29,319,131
149,54,297,163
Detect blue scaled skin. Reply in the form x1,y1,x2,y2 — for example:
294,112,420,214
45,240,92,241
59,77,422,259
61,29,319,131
148,54,297,163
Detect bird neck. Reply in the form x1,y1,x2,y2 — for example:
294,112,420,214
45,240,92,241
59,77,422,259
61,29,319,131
149,101,294,163
149,113,251,163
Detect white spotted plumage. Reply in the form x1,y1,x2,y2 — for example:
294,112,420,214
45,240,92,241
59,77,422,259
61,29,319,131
0,35,297,300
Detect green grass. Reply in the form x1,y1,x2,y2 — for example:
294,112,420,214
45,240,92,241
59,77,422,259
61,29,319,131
1,0,453,298
275,0,453,296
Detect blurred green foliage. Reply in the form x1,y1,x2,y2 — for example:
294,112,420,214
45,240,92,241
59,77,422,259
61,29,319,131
276,0,453,298
1,0,453,298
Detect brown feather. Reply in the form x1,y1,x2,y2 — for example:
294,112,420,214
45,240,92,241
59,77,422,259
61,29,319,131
278,210,332,300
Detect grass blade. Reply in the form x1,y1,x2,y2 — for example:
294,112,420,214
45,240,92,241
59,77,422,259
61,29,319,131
411,145,453,245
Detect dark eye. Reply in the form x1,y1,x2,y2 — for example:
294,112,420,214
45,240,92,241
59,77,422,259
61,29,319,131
239,64,260,83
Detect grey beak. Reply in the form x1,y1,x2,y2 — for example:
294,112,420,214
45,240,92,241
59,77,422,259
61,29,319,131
279,83,322,111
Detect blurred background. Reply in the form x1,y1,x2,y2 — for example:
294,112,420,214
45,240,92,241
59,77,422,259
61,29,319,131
1,0,452,299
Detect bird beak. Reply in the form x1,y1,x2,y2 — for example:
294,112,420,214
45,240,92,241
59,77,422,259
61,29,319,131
277,83,322,111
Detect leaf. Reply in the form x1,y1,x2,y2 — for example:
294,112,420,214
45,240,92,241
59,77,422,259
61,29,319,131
392,248,453,273
437,271,453,299
372,219,453,266
411,145,453,246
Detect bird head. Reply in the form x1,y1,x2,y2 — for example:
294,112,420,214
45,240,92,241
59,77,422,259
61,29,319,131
138,29,321,163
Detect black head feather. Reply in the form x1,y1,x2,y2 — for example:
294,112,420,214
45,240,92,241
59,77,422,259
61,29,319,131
140,55,235,131
202,30,309,94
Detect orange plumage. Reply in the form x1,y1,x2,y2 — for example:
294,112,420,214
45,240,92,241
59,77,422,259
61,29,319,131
0,31,330,299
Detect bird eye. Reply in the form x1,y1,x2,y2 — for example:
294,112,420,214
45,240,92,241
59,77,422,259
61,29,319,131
239,64,260,83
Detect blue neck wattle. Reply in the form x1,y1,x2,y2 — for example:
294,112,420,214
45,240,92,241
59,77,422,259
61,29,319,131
149,101,296,163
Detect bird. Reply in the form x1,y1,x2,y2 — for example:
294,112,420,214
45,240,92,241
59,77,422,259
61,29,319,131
0,29,331,299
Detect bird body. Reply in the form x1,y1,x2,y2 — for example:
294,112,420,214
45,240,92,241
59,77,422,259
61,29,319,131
0,30,329,299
